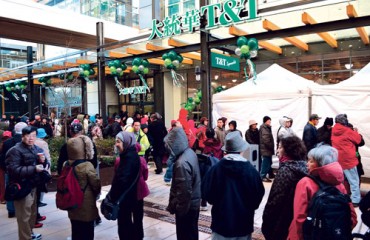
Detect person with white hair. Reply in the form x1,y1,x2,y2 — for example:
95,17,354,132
288,144,357,239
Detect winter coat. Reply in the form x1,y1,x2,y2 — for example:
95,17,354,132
197,124,207,149
202,154,265,238
129,129,150,156
0,134,22,171
317,125,332,146
148,120,167,157
331,123,362,170
287,162,357,240
5,142,46,187
34,138,51,173
302,122,318,152
178,109,196,149
262,160,308,240
165,128,201,216
67,160,101,222
245,128,259,145
109,146,140,207
276,118,295,146
214,126,226,147
259,124,274,156
137,156,150,200
203,138,223,160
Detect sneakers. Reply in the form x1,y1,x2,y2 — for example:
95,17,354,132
37,216,46,222
262,177,272,183
353,202,360,208
200,206,208,211
164,181,171,186
31,233,42,240
34,222,43,228
8,212,15,218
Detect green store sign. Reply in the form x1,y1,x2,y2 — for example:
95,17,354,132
149,0,258,40
211,53,240,72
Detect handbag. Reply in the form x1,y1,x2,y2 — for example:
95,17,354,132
5,180,33,201
101,170,140,221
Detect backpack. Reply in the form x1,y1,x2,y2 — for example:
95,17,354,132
302,175,352,240
56,160,87,211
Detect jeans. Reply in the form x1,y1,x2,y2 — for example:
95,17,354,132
5,174,15,214
260,156,272,178
344,167,361,204
176,209,199,240
164,155,174,183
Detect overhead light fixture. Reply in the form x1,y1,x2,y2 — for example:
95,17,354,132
232,79,237,83
214,75,219,80
222,85,226,89
195,66,202,81
345,63,353,70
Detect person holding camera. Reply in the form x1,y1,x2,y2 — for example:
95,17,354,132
5,126,48,240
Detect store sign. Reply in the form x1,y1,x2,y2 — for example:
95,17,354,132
148,0,257,40
211,53,240,72
117,86,149,95
48,97,81,107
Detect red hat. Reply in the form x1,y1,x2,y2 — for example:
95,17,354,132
2,130,12,138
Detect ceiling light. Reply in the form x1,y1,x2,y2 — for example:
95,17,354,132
345,64,353,70
214,75,219,80
222,85,226,89
232,79,237,83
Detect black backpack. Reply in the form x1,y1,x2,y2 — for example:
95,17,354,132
303,175,352,240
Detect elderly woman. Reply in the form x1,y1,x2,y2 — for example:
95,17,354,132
262,135,308,240
287,145,357,239
108,131,140,239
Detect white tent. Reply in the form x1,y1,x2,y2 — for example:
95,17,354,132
312,62,370,177
212,64,318,143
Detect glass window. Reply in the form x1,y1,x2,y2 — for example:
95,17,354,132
168,4,179,16
169,0,180,4
183,0,195,12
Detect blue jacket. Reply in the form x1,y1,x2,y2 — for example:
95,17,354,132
302,122,318,152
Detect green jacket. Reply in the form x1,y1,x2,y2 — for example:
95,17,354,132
130,129,150,156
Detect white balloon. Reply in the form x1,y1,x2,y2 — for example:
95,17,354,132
235,48,241,56
138,65,145,71
172,60,180,68
116,68,122,73
250,50,258,58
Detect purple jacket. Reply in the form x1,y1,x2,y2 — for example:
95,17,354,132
137,156,150,200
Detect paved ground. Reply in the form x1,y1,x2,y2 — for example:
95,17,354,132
0,163,369,239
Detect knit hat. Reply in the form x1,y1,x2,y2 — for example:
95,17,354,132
2,130,12,138
263,116,271,123
14,122,28,134
126,117,134,125
335,114,348,125
70,120,83,133
249,119,257,126
141,124,148,130
222,131,249,152
323,117,334,126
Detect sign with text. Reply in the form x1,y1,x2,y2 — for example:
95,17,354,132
148,0,258,40
211,52,240,72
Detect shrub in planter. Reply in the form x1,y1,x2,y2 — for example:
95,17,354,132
47,136,66,173
95,138,115,156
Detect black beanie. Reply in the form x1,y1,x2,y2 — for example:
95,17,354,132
323,117,334,126
263,116,271,123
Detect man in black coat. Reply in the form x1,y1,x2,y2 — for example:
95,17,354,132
302,114,321,152
148,113,167,174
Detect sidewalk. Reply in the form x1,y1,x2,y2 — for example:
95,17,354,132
0,165,369,239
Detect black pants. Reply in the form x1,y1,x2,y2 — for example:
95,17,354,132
154,154,163,174
175,209,199,240
71,219,94,240
133,200,144,239
118,204,142,240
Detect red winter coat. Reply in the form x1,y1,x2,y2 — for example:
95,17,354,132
287,162,357,240
331,123,361,170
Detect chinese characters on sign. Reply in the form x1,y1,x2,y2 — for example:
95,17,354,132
148,0,257,40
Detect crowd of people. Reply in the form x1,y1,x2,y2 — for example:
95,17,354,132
0,109,366,240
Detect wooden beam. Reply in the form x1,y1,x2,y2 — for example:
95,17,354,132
347,5,369,45
76,59,94,64
182,52,201,60
182,58,193,65
168,38,188,47
64,62,79,67
108,51,131,58
302,12,337,48
126,47,149,55
229,26,247,36
263,19,309,51
148,58,164,65
146,43,169,51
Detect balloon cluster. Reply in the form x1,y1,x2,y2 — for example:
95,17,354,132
235,36,258,59
5,82,26,92
108,60,127,77
59,72,74,82
214,85,226,93
131,58,150,75
38,76,52,86
79,64,95,79
162,51,183,70
183,90,202,112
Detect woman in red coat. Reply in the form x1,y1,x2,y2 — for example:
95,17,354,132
288,145,357,239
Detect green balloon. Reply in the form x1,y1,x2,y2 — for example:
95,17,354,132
132,65,139,73
164,58,172,67
113,60,121,68
67,74,74,80
142,59,149,67
132,57,142,66
108,61,114,67
247,38,258,51
83,64,91,71
119,71,124,77
122,64,127,71
177,54,183,63
188,97,193,103
197,91,202,99
241,52,251,59
46,79,52,85
240,45,250,54
194,97,201,104
89,69,95,75
84,70,90,77
237,36,248,47
79,71,85,77
143,68,149,74
6,87,11,92
168,51,177,61
59,73,65,80
167,64,174,70
110,66,117,74
162,53,168,60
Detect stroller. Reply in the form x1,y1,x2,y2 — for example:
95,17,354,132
353,191,370,239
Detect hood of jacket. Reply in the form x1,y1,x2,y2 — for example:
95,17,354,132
220,154,250,177
279,117,289,128
164,127,188,157
310,161,344,185
331,123,349,137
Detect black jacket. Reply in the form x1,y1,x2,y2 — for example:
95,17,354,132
0,134,22,170
148,120,167,157
245,128,260,144
202,154,265,237
302,122,318,152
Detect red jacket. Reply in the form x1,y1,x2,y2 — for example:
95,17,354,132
288,162,357,240
331,123,361,170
